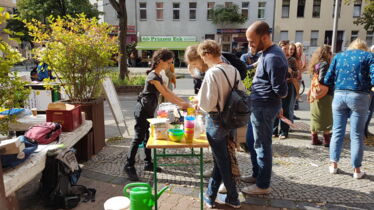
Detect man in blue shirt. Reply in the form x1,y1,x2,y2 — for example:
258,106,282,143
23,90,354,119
241,21,288,195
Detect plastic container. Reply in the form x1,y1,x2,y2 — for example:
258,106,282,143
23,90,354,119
194,115,206,139
148,118,169,140
184,116,195,143
168,129,184,142
46,105,82,132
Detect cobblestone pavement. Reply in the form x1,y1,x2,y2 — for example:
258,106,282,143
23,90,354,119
82,79,374,209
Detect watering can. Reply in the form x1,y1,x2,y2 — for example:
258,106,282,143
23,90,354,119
123,182,168,210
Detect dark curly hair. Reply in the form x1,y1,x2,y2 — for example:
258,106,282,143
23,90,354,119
147,49,174,74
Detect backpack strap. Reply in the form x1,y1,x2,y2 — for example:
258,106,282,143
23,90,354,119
215,66,238,113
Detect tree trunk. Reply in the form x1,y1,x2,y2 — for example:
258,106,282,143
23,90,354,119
118,0,129,80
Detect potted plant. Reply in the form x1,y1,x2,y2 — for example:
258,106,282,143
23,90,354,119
25,14,118,155
0,8,30,136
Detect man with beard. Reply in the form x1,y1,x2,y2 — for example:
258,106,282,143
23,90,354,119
241,21,288,195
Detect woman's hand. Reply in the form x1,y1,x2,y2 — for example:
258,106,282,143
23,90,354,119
179,102,191,110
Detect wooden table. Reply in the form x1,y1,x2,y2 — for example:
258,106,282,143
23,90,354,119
8,114,46,132
147,136,209,210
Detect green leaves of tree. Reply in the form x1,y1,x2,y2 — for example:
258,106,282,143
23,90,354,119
211,4,247,26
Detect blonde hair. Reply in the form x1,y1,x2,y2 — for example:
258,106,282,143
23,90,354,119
197,40,221,57
348,38,368,51
295,42,303,48
185,45,202,62
308,45,331,74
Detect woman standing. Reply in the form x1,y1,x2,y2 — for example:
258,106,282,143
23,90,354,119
195,40,245,208
324,39,373,179
124,49,190,181
308,45,333,146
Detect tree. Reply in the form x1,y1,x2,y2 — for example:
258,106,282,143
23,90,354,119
17,0,100,24
354,1,374,32
109,0,129,80
5,18,33,46
211,4,247,27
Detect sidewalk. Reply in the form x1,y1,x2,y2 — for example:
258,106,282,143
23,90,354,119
18,76,374,209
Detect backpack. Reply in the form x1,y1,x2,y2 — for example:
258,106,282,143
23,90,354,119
37,62,49,81
216,67,251,129
24,122,62,144
222,52,248,80
40,148,96,209
307,73,329,103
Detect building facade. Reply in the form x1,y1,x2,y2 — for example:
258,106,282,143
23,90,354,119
273,0,373,56
0,0,17,49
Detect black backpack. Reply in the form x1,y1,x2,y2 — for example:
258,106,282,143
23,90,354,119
39,148,96,209
222,52,248,80
216,67,250,129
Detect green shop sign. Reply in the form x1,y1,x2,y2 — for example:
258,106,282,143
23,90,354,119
141,36,196,42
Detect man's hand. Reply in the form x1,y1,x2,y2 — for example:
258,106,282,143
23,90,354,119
277,108,284,118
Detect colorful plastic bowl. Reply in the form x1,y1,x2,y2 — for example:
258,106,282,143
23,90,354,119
168,129,184,142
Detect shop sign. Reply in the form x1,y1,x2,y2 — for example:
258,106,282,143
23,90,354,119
141,36,196,42
217,29,247,34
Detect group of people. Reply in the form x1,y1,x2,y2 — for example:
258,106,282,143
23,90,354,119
124,20,374,209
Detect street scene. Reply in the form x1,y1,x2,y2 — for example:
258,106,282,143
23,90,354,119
1,0,374,210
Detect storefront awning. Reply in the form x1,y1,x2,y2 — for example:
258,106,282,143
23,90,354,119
136,41,199,50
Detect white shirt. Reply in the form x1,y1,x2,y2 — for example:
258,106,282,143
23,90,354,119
197,63,246,113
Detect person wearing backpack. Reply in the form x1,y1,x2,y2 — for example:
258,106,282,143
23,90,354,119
194,40,246,209
241,21,288,195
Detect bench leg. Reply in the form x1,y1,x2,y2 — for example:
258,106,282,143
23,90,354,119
5,193,19,210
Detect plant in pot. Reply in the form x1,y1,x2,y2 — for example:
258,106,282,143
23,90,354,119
25,14,118,156
0,8,30,136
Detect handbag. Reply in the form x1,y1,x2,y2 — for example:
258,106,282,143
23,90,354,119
308,73,329,103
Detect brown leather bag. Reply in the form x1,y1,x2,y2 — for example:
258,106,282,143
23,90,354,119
307,74,329,103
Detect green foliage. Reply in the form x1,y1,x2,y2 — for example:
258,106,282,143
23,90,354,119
354,1,374,32
6,17,33,44
211,4,247,25
25,14,119,102
17,0,100,23
242,68,255,94
109,72,145,86
126,41,137,57
0,8,30,135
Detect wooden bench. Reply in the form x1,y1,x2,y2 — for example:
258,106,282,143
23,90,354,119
0,120,92,210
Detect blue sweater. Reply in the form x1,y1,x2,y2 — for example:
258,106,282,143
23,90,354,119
250,45,288,106
240,52,260,69
324,49,374,93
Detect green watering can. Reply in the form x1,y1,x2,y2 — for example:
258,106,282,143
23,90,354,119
123,182,168,210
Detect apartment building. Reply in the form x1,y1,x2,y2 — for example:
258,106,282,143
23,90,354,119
0,0,17,49
273,0,372,56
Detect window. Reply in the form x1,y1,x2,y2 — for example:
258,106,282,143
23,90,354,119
351,31,359,42
333,0,341,18
366,31,373,46
189,2,197,20
242,2,249,18
205,34,215,40
353,0,362,17
297,0,305,17
312,0,321,18
282,0,290,18
139,2,147,20
310,30,319,47
156,2,163,20
173,3,180,20
225,2,233,7
295,31,303,42
207,2,215,20
258,2,266,19
280,31,288,41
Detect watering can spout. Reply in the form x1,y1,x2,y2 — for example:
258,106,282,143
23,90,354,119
156,186,169,200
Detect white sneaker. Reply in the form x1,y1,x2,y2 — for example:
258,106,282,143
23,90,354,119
353,171,366,179
329,166,338,174
218,183,227,194
241,184,271,195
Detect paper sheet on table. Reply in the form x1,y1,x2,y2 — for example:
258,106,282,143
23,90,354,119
279,115,296,128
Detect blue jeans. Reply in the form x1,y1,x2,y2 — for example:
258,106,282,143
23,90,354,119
246,122,257,178
250,104,281,189
330,90,370,168
205,114,238,202
364,92,374,136
273,83,296,136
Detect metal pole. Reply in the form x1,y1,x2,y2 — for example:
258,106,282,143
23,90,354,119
332,0,340,54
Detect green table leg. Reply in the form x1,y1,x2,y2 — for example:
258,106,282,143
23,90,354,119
153,148,158,210
200,148,203,210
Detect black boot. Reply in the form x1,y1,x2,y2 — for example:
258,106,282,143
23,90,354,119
323,133,331,147
144,162,162,172
124,163,139,181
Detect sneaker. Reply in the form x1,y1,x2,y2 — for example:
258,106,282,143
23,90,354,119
124,166,139,181
329,166,338,174
353,171,366,179
279,135,287,139
240,176,256,183
218,183,227,194
144,163,162,172
216,193,241,209
202,194,215,208
203,168,213,178
241,184,271,195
